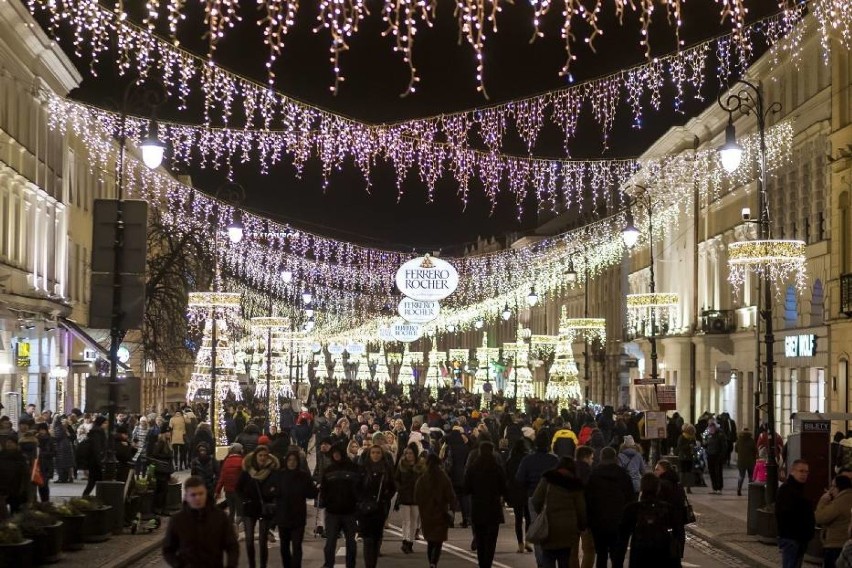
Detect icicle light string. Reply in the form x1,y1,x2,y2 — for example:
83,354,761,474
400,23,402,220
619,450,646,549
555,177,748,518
41,81,792,328
29,0,818,160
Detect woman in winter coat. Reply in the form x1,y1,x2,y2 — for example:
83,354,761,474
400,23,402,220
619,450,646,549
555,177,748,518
531,457,587,568
815,475,852,568
734,428,757,496
655,459,688,567
273,450,318,568
35,423,56,502
463,441,508,568
620,473,678,568
236,423,262,455
703,422,727,494
190,442,219,495
215,443,245,523
394,443,426,554
168,410,187,470
415,453,457,568
130,416,150,474
52,415,74,483
504,439,532,553
237,445,280,568
360,444,397,568
676,424,698,493
149,430,174,514
617,435,646,494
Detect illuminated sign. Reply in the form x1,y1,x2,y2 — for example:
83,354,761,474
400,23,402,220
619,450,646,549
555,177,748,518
784,334,816,358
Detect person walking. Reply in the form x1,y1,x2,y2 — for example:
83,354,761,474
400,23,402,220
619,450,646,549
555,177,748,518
169,410,187,470
620,473,678,568
0,433,29,517
162,475,239,568
34,423,55,502
190,442,219,495
82,416,107,497
215,443,245,525
531,457,587,568
52,415,74,483
654,459,688,568
312,437,334,538
676,424,697,494
517,430,559,566
816,475,852,568
463,441,508,568
734,428,757,496
130,416,150,475
504,439,532,554
273,449,318,568
237,444,280,568
585,446,635,568
360,444,396,568
395,443,425,554
704,422,726,494
442,427,471,527
415,453,456,568
776,459,815,568
617,435,646,494
321,444,361,568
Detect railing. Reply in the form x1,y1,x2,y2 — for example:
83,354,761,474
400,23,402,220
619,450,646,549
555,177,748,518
700,309,737,334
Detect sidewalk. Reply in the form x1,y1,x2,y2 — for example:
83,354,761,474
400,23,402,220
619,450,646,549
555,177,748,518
685,464,783,568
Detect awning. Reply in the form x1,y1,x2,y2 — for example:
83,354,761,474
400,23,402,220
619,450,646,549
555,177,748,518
59,317,129,370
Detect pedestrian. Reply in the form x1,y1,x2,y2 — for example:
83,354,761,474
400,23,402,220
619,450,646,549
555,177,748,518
442,427,470,528
237,423,262,455
190,442,220,495
816,475,852,568
34,422,55,502
504,438,532,554
585,446,635,568
360,444,396,568
677,424,697,494
215,443,245,524
654,459,688,568
81,415,107,496
617,435,646,494
0,432,29,517
114,424,134,484
704,422,726,494
735,427,757,496
169,410,187,470
573,445,596,568
149,429,175,515
130,416,150,475
620,473,678,568
776,459,815,568
162,475,239,567
415,453,456,568
312,437,333,537
321,444,361,568
395,443,426,554
273,449,318,568
52,415,74,483
463,440,508,568
517,429,559,566
531,456,587,568
237,444,280,568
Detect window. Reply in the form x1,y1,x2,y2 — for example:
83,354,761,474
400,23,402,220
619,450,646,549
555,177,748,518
811,279,825,325
784,285,798,328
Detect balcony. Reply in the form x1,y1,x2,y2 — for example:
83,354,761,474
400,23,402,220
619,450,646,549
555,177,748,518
842,274,852,317
624,320,671,342
700,309,736,334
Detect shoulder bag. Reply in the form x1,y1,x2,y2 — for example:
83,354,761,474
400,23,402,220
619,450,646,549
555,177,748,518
526,485,549,543
357,474,383,516
256,479,276,519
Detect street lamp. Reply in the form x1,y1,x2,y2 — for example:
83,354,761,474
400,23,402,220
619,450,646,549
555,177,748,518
526,286,539,307
302,290,313,305
501,303,512,321
227,211,244,244
139,119,166,169
717,79,785,506
565,260,578,284
621,208,641,249
280,269,293,284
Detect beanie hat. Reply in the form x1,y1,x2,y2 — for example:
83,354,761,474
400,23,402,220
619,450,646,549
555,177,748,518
258,435,271,446
622,435,637,448
228,443,244,455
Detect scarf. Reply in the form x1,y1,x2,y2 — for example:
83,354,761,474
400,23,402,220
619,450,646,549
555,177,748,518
244,451,279,481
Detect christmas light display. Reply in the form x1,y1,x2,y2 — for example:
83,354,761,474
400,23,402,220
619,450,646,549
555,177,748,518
626,293,681,335
424,347,448,398
503,326,534,400
372,345,391,393
398,349,419,397
728,239,807,295
473,333,500,404
249,316,294,430
354,352,372,389
561,317,607,344
313,351,329,382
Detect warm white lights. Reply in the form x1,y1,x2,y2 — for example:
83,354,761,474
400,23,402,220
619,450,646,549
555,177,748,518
280,269,293,283
728,239,807,295
622,209,641,249
501,303,512,321
227,215,244,244
474,319,484,329
718,119,744,173
526,287,539,307
564,262,578,284
302,291,313,305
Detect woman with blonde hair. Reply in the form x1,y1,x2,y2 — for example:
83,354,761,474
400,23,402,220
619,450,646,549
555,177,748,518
677,424,697,494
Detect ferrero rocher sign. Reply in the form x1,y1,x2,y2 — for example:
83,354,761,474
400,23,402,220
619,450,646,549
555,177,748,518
395,254,459,302
391,321,423,343
398,297,440,324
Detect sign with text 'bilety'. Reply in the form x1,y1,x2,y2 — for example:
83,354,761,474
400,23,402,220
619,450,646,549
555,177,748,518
398,297,440,324
391,321,423,343
395,254,459,302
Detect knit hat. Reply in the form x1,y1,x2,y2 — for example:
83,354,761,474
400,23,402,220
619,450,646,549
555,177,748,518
622,435,637,448
521,426,535,440
258,435,271,446
228,443,244,455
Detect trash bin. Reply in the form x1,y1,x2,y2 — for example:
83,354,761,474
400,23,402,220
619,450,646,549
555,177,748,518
747,481,766,535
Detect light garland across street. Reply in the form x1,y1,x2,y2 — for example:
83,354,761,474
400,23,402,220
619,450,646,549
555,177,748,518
727,239,808,295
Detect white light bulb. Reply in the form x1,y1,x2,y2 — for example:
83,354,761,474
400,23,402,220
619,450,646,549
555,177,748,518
140,137,165,169
280,269,293,283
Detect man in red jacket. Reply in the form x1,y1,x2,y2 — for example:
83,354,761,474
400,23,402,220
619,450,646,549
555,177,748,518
214,443,244,524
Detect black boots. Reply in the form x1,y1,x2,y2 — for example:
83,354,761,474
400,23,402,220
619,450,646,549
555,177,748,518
401,540,414,553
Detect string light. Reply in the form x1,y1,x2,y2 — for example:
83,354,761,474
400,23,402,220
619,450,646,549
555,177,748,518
728,239,807,295
562,317,607,344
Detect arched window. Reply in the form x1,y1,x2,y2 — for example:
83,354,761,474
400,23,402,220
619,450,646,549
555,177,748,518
784,285,798,328
811,279,825,326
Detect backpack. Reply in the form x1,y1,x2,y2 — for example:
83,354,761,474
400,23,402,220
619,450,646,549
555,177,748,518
632,502,672,552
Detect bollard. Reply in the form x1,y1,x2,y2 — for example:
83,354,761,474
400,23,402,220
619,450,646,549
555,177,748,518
747,481,766,535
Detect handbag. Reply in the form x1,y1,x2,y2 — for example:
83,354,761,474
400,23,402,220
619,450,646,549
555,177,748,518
526,486,549,544
255,480,276,519
31,449,45,487
684,493,696,525
357,475,383,516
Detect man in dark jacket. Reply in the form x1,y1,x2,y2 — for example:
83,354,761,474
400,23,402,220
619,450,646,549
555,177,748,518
0,433,29,517
585,446,636,568
83,416,107,496
463,441,507,568
320,445,361,568
162,475,239,568
443,429,471,527
776,459,815,568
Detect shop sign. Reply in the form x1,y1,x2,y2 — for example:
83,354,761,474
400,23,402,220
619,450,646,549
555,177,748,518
16,341,30,368
346,342,366,355
398,297,440,324
785,334,816,358
378,327,394,342
391,321,423,343
802,420,830,433
656,385,677,411
328,343,345,356
644,411,667,439
395,255,459,302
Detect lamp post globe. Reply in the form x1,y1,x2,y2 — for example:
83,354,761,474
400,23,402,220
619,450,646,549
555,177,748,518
718,120,744,173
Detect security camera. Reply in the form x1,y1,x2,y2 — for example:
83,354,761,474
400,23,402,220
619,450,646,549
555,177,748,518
741,207,751,221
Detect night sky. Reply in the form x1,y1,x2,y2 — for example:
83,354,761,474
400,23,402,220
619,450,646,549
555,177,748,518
50,0,780,250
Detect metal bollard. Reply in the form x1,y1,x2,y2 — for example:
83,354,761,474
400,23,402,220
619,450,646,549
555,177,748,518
747,481,766,535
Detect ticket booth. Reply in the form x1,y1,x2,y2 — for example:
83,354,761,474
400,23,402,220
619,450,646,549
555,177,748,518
788,413,833,506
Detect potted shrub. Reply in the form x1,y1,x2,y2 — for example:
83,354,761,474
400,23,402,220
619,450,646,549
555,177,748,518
166,476,183,512
0,521,34,568
39,502,85,552
13,509,63,565
69,497,112,543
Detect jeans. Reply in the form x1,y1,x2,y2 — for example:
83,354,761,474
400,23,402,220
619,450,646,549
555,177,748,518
244,516,270,568
324,513,357,568
737,466,754,492
591,528,625,568
707,454,724,491
529,497,545,566
778,537,806,568
224,491,242,523
171,444,185,469
400,504,420,542
37,480,50,503
543,547,571,568
472,523,500,568
278,525,305,568
455,488,471,524
570,531,595,568
512,502,530,544
427,541,443,565
82,465,102,496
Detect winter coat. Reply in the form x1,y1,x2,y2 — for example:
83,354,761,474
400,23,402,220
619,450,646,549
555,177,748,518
0,448,29,501
131,423,150,462
191,455,220,494
169,415,187,445
816,488,852,548
86,427,107,470
617,447,646,493
704,430,726,456
235,425,260,455
463,453,507,526
620,497,678,568
53,422,75,472
273,466,318,528
585,462,636,530
504,450,530,508
313,450,333,485
394,458,425,506
236,452,280,519
214,454,244,495
516,450,559,497
734,432,757,470
776,477,816,543
37,433,56,479
414,467,456,542
320,456,362,515
442,431,470,487
531,469,586,550
162,502,239,568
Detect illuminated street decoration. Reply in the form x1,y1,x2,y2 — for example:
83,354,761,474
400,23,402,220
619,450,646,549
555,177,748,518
728,239,807,295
